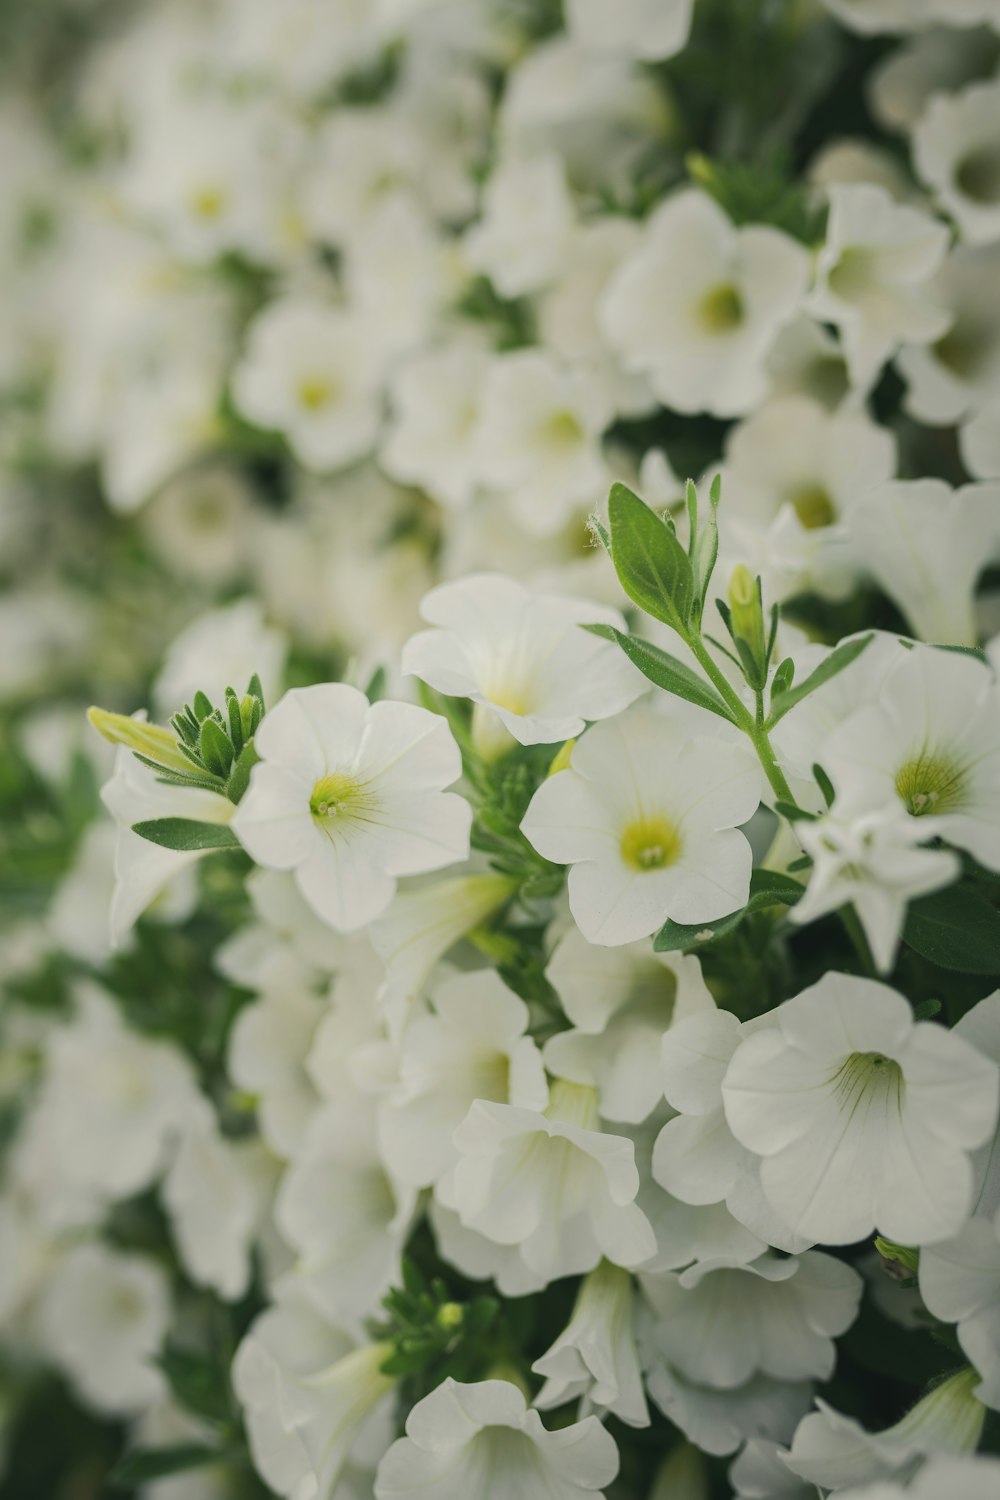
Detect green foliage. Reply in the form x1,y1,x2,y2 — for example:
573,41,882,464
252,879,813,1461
584,624,737,723
110,1443,226,1488
373,1261,500,1397
687,151,827,243
161,674,265,802
606,482,695,636
766,634,874,728
903,884,1000,976
654,869,804,953
131,818,241,852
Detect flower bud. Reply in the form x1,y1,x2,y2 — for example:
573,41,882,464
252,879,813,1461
87,707,192,774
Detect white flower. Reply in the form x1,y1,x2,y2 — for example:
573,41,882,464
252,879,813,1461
824,642,1000,870
439,1080,657,1285
343,191,457,363
462,153,576,298
475,351,612,535
542,928,716,1124
233,1293,394,1500
564,0,693,61
639,1250,862,1389
653,1010,810,1255
729,1439,814,1500
783,1368,988,1491
35,1243,170,1416
808,183,951,388
276,1104,415,1336
820,0,1000,35
227,987,327,1157
232,684,471,932
836,1455,1000,1500
161,1106,272,1301
402,574,645,753
374,1378,619,1500
722,972,1000,1245
897,245,1000,426
369,868,517,1036
101,739,235,947
152,598,287,720
379,969,548,1187
640,1345,811,1460
532,1260,649,1427
953,992,1000,1218
521,709,759,946
915,79,1000,247
845,478,1000,645
713,394,896,603
231,299,383,473
140,464,254,586
789,798,959,972
600,190,809,417
14,984,198,1230
962,397,1000,479
920,1213,1000,1411
217,867,347,995
380,344,490,510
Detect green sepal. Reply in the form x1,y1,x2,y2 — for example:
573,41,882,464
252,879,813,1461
226,740,260,804
198,716,234,779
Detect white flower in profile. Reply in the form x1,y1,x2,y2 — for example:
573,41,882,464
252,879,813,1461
521,709,759,946
35,1243,170,1416
379,970,548,1188
233,1291,394,1500
730,1438,814,1500
402,574,644,756
380,344,490,509
921,1213,1000,1411
600,189,809,417
825,642,1000,870
218,866,346,996
374,1378,619,1500
835,1454,1000,1500
713,394,896,603
951,992,1000,1218
783,1368,988,1492
532,1260,649,1427
462,153,576,298
640,1251,862,1390
820,0,1000,35
808,183,951,388
722,973,1000,1245
475,351,612,535
428,1198,549,1299
161,1106,272,1301
542,928,716,1124
231,299,383,473
565,0,693,61
849,478,1000,645
152,598,287,720
915,80,1000,247
231,684,471,932
276,1104,415,1337
897,245,1000,426
789,798,959,972
439,1080,657,1284
962,398,1000,479
653,1010,810,1256
764,315,851,410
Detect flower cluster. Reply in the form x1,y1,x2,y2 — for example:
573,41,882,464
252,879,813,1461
6,1,1000,1498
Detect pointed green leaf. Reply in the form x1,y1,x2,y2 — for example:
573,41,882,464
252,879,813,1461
653,869,804,952
199,716,233,778
584,624,737,723
132,818,240,852
903,884,1000,974
766,634,873,728
606,482,694,634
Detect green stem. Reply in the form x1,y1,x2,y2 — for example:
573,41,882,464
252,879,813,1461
839,904,878,978
688,635,796,806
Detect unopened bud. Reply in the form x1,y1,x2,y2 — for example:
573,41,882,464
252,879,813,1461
875,1236,919,1280
727,564,766,669
87,707,191,774
437,1302,464,1332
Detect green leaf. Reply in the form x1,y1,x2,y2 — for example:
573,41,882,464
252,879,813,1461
766,634,873,728
691,474,721,623
903,883,1000,974
110,1444,223,1487
199,716,234,778
653,869,804,953
226,741,259,804
584,624,737,724
157,1347,233,1426
606,482,694,634
132,818,240,852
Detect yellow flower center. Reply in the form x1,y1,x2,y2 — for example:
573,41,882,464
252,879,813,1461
309,772,374,824
297,375,337,412
790,483,836,530
894,750,967,816
620,814,682,872
697,283,744,334
833,1051,902,1106
190,185,227,221
541,410,585,447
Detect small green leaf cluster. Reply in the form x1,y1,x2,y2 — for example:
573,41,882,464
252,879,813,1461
154,676,265,802
372,1260,500,1401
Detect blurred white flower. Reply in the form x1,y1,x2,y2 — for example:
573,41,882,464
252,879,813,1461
381,344,491,509
463,153,576,298
915,79,1000,246
533,1259,649,1426
565,0,693,62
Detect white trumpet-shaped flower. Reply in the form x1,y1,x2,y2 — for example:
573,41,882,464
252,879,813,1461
232,684,471,932
532,1260,649,1427
521,709,759,946
402,574,645,754
374,1378,620,1500
722,973,1000,1245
